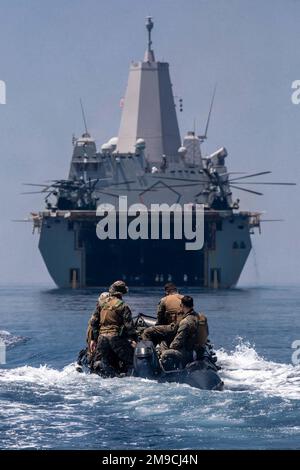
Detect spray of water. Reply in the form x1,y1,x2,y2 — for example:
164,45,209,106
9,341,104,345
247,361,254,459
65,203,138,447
0,338,299,400
217,338,300,399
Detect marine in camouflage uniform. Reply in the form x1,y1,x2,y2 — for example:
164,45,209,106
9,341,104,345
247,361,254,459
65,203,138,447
160,296,205,370
88,281,136,376
156,282,183,325
142,282,183,350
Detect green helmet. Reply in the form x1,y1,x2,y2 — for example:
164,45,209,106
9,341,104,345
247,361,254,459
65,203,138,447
109,280,129,295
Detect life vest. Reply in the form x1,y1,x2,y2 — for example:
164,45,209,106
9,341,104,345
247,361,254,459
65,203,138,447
196,312,209,348
163,293,184,324
99,296,124,336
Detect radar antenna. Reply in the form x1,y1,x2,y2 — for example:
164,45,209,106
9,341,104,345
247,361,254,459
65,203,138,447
80,98,89,136
146,16,154,53
199,84,217,143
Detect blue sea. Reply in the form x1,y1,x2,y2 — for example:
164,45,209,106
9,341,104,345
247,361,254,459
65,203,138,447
0,284,299,450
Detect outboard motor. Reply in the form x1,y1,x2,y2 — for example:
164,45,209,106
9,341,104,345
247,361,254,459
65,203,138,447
133,340,161,379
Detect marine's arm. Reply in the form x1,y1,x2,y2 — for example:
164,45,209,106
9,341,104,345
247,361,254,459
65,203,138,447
169,318,191,350
86,304,101,343
122,304,137,340
156,299,166,325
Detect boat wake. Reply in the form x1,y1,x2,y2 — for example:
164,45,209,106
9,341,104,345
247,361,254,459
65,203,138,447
217,339,300,400
0,340,299,399
0,340,299,449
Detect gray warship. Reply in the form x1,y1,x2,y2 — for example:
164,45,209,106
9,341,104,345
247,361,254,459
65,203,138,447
28,18,264,289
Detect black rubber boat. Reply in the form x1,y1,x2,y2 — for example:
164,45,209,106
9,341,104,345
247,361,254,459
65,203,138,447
76,313,224,391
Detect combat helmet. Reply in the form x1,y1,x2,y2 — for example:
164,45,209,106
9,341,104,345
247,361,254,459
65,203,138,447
109,280,129,295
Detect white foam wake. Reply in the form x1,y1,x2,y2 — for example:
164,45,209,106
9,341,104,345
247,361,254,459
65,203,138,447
217,339,300,400
0,340,299,401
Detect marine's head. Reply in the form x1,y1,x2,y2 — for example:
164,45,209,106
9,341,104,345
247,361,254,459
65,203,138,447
164,282,177,295
98,291,110,307
109,280,129,296
180,295,194,313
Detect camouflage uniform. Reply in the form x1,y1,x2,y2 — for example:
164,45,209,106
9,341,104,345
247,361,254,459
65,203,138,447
142,322,177,350
160,309,200,370
142,291,183,349
91,293,136,374
86,291,110,346
156,292,183,325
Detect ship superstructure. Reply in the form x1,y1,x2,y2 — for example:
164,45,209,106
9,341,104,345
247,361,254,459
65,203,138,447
31,18,261,288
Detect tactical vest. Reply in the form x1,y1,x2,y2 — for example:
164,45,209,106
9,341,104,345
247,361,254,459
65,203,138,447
99,297,124,336
163,293,183,324
196,313,208,348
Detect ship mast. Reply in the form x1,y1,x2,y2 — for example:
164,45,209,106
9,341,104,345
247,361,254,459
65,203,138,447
117,18,181,163
144,16,155,62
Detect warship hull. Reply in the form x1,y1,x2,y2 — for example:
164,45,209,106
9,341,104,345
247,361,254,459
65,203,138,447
32,19,263,288
38,210,255,289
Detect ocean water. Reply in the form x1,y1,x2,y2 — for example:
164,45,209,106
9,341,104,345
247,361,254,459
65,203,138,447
0,284,299,450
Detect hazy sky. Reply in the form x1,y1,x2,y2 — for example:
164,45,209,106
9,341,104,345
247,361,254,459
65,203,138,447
0,0,299,286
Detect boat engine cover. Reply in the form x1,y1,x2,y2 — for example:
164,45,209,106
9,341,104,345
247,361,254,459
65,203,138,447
133,340,160,379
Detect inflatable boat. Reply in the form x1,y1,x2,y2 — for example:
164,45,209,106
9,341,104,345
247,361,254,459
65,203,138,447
76,314,224,391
